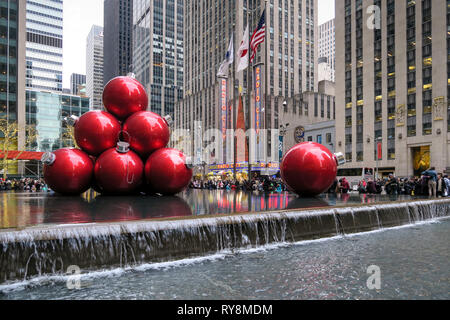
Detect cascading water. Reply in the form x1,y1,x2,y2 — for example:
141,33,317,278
1,199,449,284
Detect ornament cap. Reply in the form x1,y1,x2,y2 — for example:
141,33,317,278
185,157,194,170
126,72,136,79
116,141,130,153
41,152,56,165
163,115,173,127
64,115,79,127
334,152,346,167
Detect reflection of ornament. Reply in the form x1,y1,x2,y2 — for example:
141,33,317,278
145,148,193,195
73,111,121,156
102,75,148,120
294,126,305,143
122,111,171,158
94,142,144,195
92,196,143,222
42,148,93,195
280,142,339,197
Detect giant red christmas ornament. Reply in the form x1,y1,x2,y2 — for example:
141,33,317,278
280,142,345,197
144,148,193,195
122,111,171,158
70,111,121,156
94,142,144,195
42,148,94,195
102,75,148,120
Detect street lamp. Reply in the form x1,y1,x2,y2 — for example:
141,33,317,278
279,123,290,161
370,136,383,180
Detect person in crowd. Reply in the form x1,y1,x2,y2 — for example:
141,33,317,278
404,177,415,196
385,174,399,195
367,178,377,194
422,167,438,197
327,179,338,194
357,179,367,194
339,178,350,194
443,175,450,197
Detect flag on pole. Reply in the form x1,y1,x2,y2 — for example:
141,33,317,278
250,9,266,64
236,25,249,72
217,35,234,77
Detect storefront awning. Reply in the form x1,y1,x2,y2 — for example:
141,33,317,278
0,151,45,161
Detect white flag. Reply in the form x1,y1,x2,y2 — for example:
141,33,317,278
236,25,249,73
217,35,234,78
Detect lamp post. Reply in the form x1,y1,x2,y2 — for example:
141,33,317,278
375,137,382,180
279,122,290,161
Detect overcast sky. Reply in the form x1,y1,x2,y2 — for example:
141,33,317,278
62,0,336,88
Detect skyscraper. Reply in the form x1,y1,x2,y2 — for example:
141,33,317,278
132,0,184,119
25,0,63,92
103,0,133,83
70,73,86,96
335,0,449,177
86,25,104,110
176,0,318,167
1,0,26,164
318,18,335,82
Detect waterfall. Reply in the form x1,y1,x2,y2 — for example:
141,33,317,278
1,199,449,284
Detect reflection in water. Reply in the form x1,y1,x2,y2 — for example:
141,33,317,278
0,190,426,229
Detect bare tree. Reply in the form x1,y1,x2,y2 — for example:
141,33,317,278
0,118,38,179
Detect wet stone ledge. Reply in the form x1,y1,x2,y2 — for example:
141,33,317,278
0,199,449,284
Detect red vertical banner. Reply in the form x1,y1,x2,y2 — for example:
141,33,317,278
377,142,382,160
221,79,227,141
254,66,262,135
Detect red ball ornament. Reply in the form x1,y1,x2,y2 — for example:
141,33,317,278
145,148,193,195
122,111,171,158
102,75,148,120
70,111,121,156
42,148,94,195
280,142,340,197
94,142,144,195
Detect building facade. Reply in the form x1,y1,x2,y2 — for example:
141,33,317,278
25,89,90,152
70,73,86,96
86,25,104,110
335,0,450,178
318,18,335,82
25,0,63,92
176,0,318,169
280,81,336,154
132,0,183,119
103,0,133,84
0,0,26,175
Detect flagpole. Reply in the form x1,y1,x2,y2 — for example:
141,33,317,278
232,26,237,183
264,0,268,175
247,0,252,182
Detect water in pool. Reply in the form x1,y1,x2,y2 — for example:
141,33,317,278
1,218,448,300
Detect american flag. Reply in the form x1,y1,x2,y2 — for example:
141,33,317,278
250,9,266,64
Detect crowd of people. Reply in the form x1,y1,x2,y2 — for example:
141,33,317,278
190,176,287,193
2,167,448,198
350,167,449,198
0,178,48,192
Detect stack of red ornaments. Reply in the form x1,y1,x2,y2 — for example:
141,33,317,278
42,75,193,196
